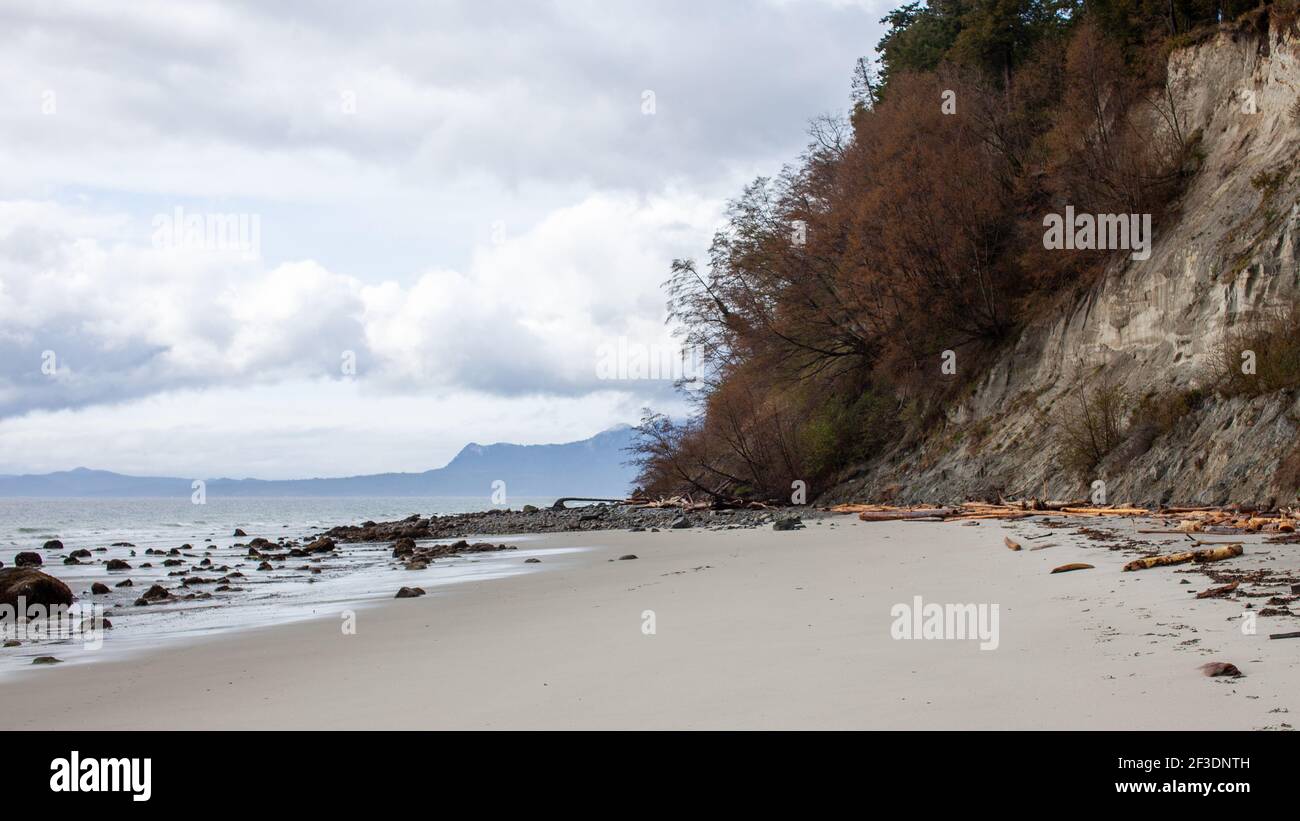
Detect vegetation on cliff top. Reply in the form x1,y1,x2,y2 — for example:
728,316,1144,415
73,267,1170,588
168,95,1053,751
632,0,1287,502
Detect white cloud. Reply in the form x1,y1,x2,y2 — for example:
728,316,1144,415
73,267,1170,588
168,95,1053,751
0,191,717,419
0,0,888,475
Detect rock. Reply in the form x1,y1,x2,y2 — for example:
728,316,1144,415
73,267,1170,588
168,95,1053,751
395,586,426,599
42,540,63,551
3,639,19,647
62,556,82,565
524,557,541,563
669,516,692,529
392,537,417,558
0,568,74,609
105,559,131,571
70,549,92,558
31,656,62,665
90,582,110,595
257,561,273,571
115,579,133,588
618,554,638,561
1199,661,1243,678
13,552,42,568
629,526,646,532
136,584,172,605
522,505,539,514
306,537,335,554
772,516,804,531
233,528,247,537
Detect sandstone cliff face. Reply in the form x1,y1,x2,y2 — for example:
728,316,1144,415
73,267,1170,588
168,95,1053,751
830,18,1300,507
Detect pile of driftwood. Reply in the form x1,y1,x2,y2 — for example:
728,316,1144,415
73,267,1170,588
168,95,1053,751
554,495,778,511
827,500,1297,534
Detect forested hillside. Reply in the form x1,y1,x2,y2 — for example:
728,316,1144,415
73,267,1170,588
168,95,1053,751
633,1,1300,506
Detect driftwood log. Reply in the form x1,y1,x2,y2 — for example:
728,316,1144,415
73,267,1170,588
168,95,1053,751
857,508,959,521
1122,543,1243,572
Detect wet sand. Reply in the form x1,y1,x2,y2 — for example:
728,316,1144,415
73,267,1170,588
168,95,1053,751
1,517,1296,729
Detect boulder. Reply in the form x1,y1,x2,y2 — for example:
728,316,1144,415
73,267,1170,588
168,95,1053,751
70,549,92,558
42,540,63,551
105,559,131,571
115,579,134,588
772,516,804,531
0,568,74,609
391,537,416,558
233,528,247,537
13,552,42,568
134,584,172,606
524,557,541,563
618,554,638,561
306,537,336,554
669,516,692,529
90,582,110,595
395,586,426,599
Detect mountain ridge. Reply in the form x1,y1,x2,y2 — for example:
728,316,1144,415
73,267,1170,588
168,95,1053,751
0,425,638,498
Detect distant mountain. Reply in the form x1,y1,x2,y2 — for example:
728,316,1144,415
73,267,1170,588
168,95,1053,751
0,426,639,499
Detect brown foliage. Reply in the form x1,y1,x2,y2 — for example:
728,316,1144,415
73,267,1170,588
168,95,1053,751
637,20,1198,501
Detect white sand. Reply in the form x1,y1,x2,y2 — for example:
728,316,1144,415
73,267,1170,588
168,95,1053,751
1,517,1296,729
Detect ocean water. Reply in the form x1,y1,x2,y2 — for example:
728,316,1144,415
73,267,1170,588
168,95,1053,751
0,496,571,676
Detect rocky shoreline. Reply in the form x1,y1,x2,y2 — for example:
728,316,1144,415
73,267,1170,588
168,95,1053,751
318,502,815,542
0,502,816,663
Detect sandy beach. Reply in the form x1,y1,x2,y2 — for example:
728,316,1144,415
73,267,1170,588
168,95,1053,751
2,516,1295,730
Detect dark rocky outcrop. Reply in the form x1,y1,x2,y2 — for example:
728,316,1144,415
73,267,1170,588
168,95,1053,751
13,552,42,568
0,568,74,609
305,537,336,554
395,586,426,598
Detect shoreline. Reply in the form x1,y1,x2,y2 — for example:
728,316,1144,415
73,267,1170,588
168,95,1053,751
2,516,1296,730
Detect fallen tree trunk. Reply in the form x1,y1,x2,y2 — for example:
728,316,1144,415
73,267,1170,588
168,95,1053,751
1122,543,1243,572
857,508,958,521
1059,506,1149,516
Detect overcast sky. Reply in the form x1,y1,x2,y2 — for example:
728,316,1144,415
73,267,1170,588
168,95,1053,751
0,0,887,479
